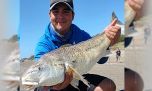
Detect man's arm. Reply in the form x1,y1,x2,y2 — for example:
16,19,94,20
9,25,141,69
34,36,55,61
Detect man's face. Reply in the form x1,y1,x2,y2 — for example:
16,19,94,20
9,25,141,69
49,3,74,35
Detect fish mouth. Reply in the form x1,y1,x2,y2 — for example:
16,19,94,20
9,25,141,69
22,81,39,86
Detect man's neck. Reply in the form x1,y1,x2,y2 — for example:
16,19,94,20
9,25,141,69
50,24,71,38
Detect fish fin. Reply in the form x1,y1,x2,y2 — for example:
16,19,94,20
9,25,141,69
67,65,90,87
70,78,79,89
112,12,123,25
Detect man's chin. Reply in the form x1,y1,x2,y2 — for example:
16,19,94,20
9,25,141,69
56,25,64,29
55,27,66,34
56,27,64,31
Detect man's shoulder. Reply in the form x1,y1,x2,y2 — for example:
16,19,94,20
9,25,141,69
71,24,91,38
36,34,55,49
38,35,49,43
34,35,55,61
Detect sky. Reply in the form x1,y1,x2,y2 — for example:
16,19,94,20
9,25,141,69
7,0,124,58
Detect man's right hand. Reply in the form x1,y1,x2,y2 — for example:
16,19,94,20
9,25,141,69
52,71,73,90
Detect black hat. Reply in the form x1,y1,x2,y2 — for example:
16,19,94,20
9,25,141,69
50,0,74,12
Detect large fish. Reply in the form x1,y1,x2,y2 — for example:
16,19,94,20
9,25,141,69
21,21,118,90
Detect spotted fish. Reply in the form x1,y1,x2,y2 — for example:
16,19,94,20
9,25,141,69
21,23,117,90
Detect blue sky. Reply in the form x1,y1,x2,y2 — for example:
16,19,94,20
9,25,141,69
9,0,124,58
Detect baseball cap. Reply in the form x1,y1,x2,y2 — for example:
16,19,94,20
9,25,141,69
50,0,74,12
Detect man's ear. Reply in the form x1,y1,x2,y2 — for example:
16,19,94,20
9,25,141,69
49,11,51,17
72,12,75,20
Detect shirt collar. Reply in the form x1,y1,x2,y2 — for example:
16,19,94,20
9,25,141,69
49,23,73,43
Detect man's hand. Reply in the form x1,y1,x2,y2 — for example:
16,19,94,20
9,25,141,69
126,0,144,20
104,19,121,46
52,71,73,90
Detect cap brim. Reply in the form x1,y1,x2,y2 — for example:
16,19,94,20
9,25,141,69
50,2,73,12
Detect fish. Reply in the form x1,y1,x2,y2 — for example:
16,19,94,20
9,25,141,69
21,33,111,90
112,11,123,25
21,23,117,90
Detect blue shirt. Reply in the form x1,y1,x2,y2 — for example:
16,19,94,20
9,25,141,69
34,23,91,61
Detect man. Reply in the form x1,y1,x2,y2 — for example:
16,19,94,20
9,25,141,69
116,48,121,61
34,0,120,91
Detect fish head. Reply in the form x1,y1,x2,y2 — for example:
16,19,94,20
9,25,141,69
22,60,66,87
